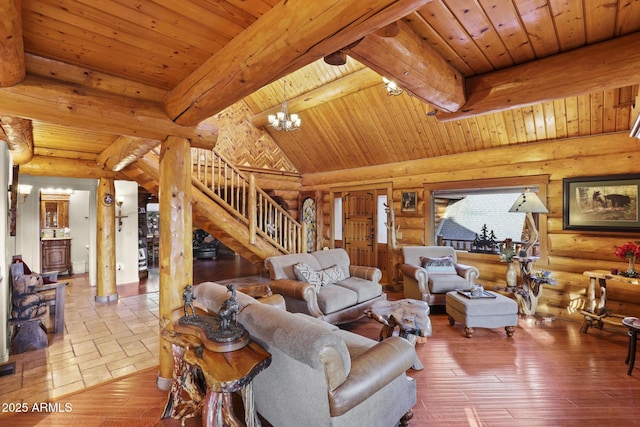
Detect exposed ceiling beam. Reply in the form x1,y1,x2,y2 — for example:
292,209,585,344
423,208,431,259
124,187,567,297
344,20,465,113
251,68,383,128
34,147,99,161
97,135,161,172
0,0,25,87
0,74,218,144
25,54,166,103
19,156,120,179
164,0,433,126
437,32,640,122
1,116,33,164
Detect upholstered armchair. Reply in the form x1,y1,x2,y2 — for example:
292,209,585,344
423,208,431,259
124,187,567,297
400,246,479,306
193,282,416,427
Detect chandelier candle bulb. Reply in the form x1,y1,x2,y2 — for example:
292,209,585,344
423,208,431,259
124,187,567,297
269,78,301,131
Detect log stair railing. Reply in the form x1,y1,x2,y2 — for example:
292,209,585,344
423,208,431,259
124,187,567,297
191,147,305,255
124,148,305,264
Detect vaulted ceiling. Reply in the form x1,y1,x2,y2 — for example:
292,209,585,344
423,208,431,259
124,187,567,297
2,0,640,176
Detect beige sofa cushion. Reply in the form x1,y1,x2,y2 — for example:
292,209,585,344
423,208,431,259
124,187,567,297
335,277,382,303
317,284,359,314
429,274,469,293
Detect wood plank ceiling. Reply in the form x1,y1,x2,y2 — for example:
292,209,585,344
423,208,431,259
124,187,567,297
2,0,640,176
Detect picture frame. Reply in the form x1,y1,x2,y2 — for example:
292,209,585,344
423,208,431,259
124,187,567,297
563,174,640,231
401,191,417,213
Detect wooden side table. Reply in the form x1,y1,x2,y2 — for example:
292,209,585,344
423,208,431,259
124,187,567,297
365,298,432,370
162,308,271,427
580,270,639,333
494,256,543,315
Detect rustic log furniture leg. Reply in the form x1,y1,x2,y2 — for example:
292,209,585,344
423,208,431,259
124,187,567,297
203,391,243,427
400,332,423,370
580,316,593,334
379,324,395,340
464,327,474,338
162,342,204,422
241,383,262,427
627,327,638,376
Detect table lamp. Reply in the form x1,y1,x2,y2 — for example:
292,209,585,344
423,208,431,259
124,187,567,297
509,190,548,257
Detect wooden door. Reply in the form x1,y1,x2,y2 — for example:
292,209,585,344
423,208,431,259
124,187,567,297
342,191,376,267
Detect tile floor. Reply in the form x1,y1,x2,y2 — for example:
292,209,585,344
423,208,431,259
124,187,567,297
1,272,161,404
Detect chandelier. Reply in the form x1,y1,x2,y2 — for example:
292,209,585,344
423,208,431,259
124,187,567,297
268,78,301,131
382,77,403,96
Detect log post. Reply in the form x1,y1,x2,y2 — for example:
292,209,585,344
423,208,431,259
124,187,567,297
248,175,256,245
95,178,118,302
157,136,193,389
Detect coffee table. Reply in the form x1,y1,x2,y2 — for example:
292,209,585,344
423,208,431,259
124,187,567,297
365,298,432,370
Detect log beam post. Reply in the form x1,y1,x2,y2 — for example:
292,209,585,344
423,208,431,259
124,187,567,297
164,0,431,125
0,115,33,164
344,21,465,113
157,136,193,389
0,0,25,87
95,178,118,303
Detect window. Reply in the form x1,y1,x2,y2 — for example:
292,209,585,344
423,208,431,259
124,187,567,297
426,176,549,259
333,197,342,241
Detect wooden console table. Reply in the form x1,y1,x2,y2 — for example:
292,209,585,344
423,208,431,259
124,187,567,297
580,270,639,333
162,308,271,427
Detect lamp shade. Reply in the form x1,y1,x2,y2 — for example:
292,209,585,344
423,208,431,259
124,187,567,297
17,184,32,195
508,192,548,214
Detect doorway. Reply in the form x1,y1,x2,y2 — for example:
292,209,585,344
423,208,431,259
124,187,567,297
331,184,392,283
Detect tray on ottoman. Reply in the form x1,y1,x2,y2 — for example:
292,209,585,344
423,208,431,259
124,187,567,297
457,289,497,299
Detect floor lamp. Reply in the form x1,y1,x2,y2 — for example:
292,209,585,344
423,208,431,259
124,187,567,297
509,190,548,257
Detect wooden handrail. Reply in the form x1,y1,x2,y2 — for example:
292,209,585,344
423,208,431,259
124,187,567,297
191,148,305,254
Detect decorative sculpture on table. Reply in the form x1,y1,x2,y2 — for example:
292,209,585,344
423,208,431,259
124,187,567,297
218,284,239,332
182,284,196,317
175,283,248,352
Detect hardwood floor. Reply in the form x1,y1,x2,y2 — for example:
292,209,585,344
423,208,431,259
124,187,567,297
3,253,640,426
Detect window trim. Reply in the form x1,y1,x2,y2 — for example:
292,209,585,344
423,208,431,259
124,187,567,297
424,175,550,265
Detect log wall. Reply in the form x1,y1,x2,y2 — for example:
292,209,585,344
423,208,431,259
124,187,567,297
300,132,640,322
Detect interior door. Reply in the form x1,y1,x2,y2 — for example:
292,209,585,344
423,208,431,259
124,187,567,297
342,191,376,267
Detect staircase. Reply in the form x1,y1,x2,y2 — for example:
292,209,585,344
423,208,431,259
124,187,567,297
123,148,305,264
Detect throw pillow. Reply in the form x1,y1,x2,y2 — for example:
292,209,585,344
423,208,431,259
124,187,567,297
293,262,324,292
320,264,346,285
420,256,457,275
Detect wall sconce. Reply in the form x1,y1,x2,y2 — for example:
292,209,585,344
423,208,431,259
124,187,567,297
17,184,32,204
116,197,128,232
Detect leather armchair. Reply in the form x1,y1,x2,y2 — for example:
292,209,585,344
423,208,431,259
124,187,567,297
400,246,479,306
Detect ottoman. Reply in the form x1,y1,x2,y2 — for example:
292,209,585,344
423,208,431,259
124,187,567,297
446,290,518,338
